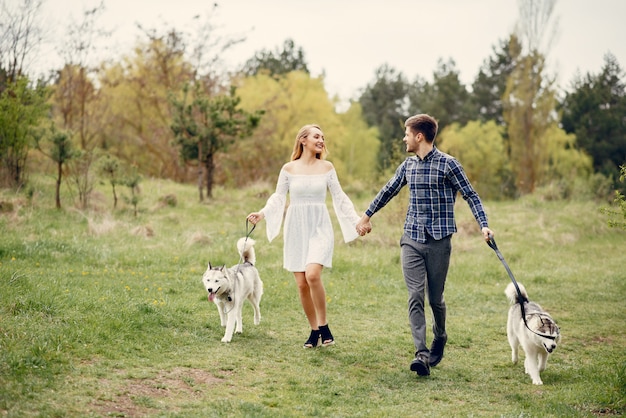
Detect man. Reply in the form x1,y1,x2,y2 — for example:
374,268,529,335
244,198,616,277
356,114,493,377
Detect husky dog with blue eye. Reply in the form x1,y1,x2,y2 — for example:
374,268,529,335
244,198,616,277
202,237,263,343
505,282,561,385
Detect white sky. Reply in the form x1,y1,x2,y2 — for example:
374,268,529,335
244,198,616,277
36,0,625,102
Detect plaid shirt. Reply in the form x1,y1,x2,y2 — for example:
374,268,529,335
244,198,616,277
365,147,488,243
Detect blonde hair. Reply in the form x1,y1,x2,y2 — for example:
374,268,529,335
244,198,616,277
290,124,328,161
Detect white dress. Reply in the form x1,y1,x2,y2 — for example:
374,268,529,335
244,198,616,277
260,168,360,272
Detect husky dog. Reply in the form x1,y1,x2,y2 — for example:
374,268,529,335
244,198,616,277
202,237,263,342
505,282,560,385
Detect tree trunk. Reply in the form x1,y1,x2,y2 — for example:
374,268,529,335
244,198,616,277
56,161,62,209
205,152,214,199
197,141,204,201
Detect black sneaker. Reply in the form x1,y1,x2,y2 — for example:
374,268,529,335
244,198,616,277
410,352,430,376
429,336,447,367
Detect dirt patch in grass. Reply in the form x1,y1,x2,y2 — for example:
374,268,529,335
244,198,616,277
91,368,223,417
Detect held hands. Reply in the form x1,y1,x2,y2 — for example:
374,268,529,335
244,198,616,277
247,212,265,225
356,214,372,236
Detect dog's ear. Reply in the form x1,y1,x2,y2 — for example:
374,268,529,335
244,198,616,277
219,265,225,271
208,262,212,269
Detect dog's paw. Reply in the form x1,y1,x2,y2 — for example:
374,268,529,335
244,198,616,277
532,379,543,385
221,337,231,343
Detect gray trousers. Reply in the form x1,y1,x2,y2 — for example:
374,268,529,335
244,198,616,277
400,233,451,354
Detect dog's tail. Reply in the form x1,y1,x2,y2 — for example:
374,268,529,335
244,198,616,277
505,282,529,305
237,237,256,265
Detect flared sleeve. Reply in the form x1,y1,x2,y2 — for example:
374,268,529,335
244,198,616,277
259,169,288,242
327,169,360,243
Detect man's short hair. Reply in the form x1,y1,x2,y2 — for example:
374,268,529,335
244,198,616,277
405,114,438,143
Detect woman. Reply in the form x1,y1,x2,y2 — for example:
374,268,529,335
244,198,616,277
247,124,360,348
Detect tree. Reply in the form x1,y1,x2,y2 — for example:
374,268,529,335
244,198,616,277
97,154,122,210
411,58,476,132
560,53,626,186
229,70,380,186
601,165,626,229
331,103,380,184
472,35,520,126
170,82,262,200
48,3,108,209
241,38,309,78
502,0,559,195
0,0,48,188
34,127,79,209
359,64,409,170
0,76,49,188
0,0,44,84
438,121,513,200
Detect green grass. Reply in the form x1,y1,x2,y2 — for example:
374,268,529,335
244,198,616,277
0,177,624,417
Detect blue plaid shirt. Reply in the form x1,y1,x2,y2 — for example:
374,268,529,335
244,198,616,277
365,147,488,243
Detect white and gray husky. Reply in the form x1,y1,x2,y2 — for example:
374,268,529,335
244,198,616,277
202,237,263,343
505,282,561,385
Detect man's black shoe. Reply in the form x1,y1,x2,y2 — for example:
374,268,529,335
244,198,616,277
410,352,430,376
429,336,447,367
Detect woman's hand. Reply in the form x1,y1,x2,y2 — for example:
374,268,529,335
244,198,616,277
247,212,265,225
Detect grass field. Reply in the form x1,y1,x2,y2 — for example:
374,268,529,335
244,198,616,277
0,177,624,417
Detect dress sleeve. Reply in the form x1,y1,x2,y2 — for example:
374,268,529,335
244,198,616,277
260,169,288,242
327,169,360,243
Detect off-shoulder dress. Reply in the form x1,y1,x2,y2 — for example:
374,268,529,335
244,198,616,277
260,168,360,272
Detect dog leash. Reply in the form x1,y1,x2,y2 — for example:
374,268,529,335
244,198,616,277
223,220,257,315
486,235,558,340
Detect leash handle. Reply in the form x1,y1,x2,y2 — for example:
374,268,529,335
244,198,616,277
245,218,256,239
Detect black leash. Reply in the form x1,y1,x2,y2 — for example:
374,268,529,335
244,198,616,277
222,220,257,314
486,236,558,341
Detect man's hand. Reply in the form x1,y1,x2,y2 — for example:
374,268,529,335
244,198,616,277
481,227,494,241
356,214,372,236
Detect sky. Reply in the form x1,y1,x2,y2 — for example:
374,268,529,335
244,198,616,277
35,0,625,103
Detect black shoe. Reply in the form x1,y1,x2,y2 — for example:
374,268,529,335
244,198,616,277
303,329,321,348
410,352,430,376
319,324,335,346
429,336,447,367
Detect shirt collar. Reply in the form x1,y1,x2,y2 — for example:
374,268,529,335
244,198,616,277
416,146,437,162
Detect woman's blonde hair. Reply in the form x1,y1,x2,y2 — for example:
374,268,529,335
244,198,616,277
290,124,328,161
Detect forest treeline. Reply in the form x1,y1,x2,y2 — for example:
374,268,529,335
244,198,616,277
1,0,624,209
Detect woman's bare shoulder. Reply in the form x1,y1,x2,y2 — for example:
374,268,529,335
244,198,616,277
282,161,296,174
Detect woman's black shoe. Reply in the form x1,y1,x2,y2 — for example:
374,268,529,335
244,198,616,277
303,329,321,348
319,324,335,346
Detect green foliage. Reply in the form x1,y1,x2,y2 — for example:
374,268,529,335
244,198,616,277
39,128,80,209
503,48,558,195
170,82,262,199
438,121,513,200
560,53,626,189
359,64,409,171
472,35,520,126
241,38,309,78
413,58,476,131
121,166,142,217
601,165,626,229
331,103,380,185
0,77,50,188
0,177,624,416
96,154,122,210
234,70,380,186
